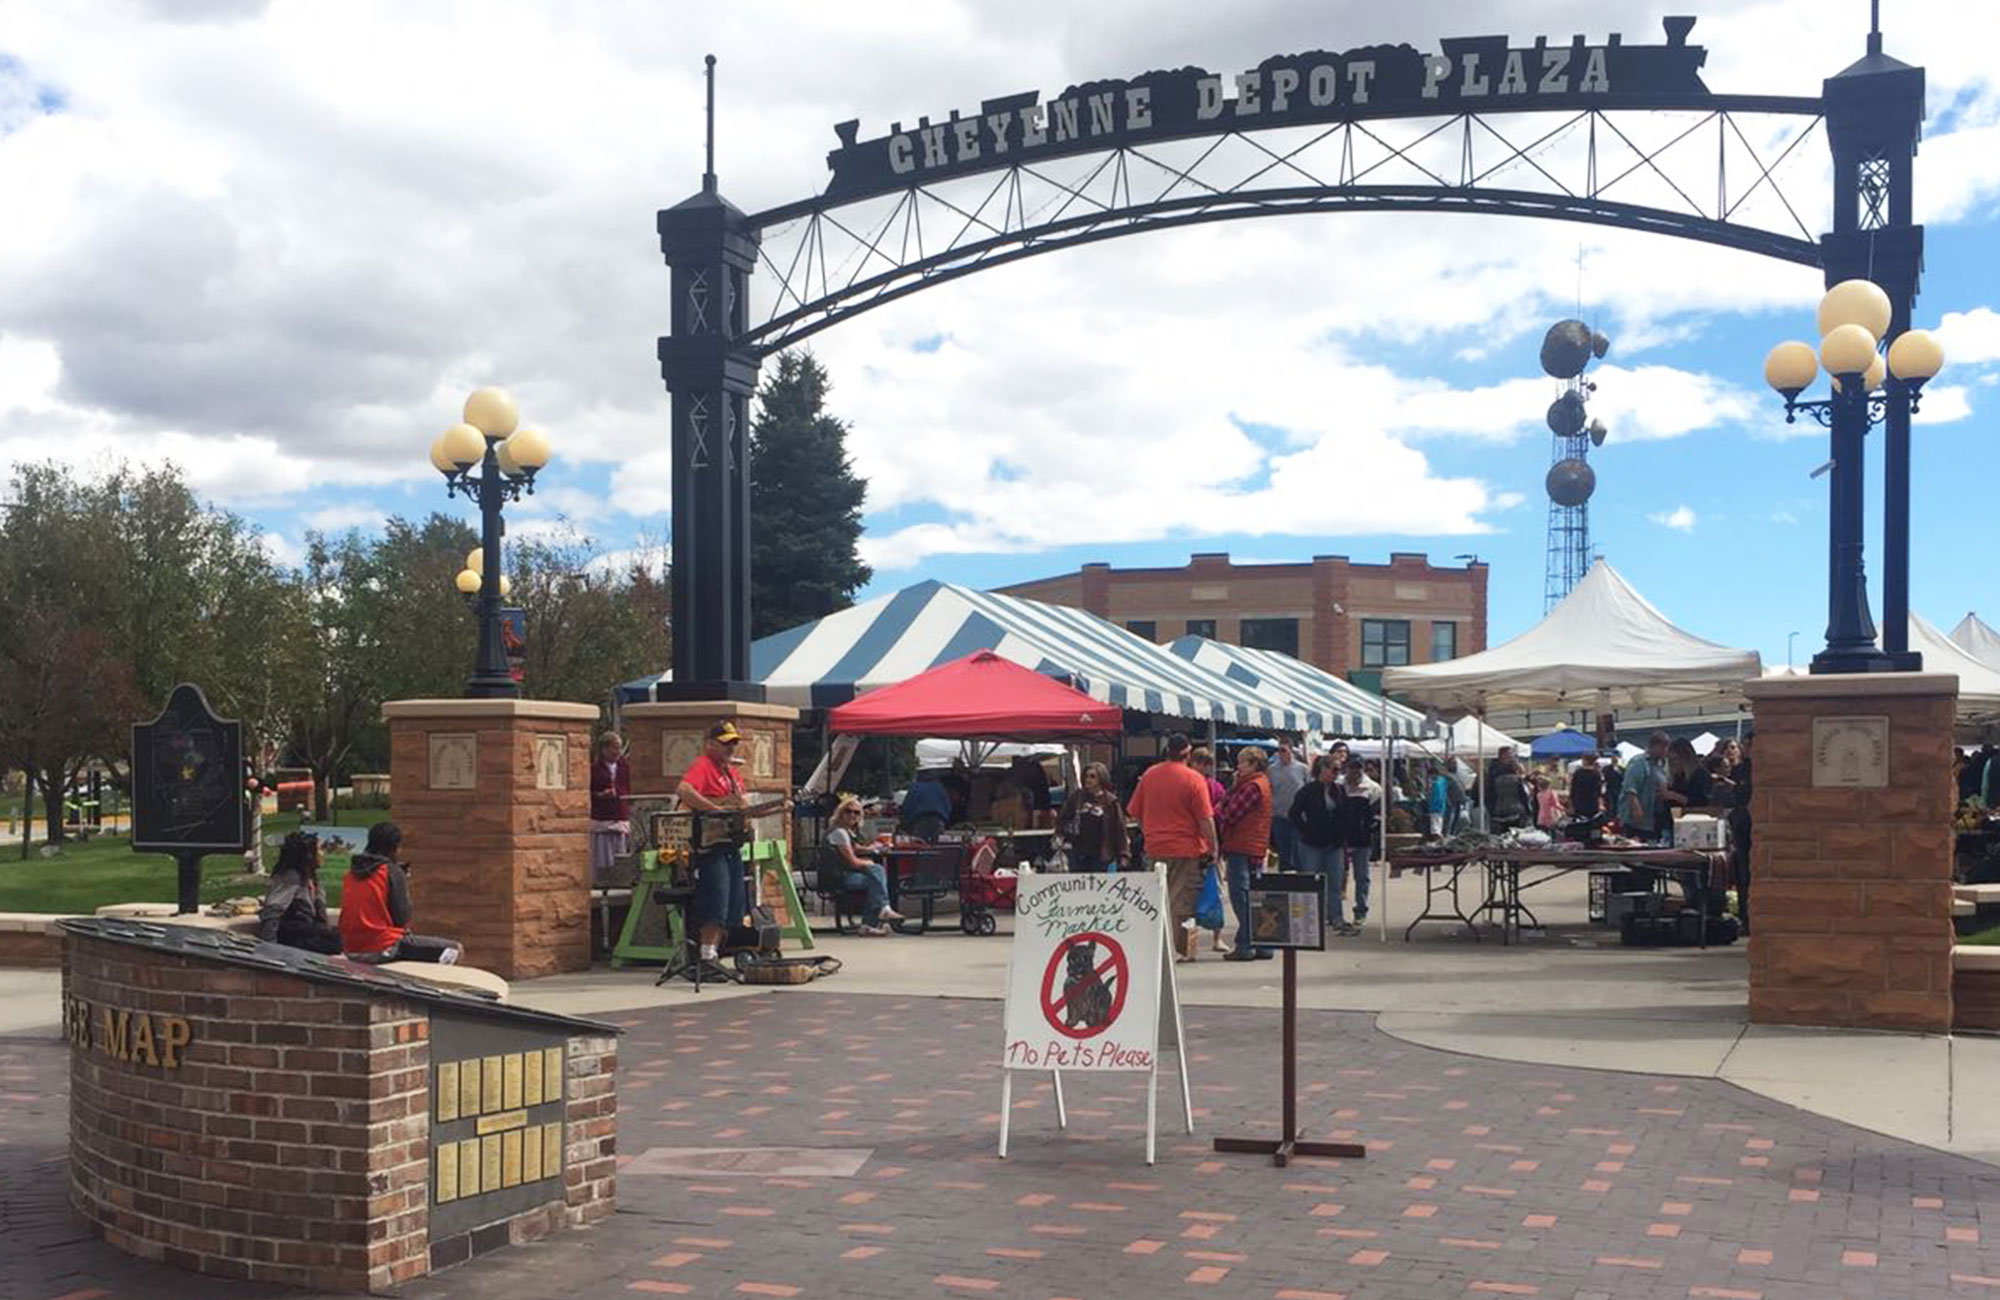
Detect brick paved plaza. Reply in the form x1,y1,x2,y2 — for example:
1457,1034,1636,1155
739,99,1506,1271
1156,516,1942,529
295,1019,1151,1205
9,986,2000,1300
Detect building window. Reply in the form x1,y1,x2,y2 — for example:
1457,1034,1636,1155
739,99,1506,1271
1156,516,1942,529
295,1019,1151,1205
1431,621,1458,662
1125,619,1157,640
1361,618,1411,668
1186,619,1217,639
1239,618,1299,657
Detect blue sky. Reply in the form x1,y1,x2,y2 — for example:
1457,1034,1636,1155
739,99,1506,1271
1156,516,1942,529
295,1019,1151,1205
1,1,1996,674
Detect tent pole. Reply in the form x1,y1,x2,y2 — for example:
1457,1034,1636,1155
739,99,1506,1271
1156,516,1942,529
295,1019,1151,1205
1380,691,1391,944
1476,707,1485,833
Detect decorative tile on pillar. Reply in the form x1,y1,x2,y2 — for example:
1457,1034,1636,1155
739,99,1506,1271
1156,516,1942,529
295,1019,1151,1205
535,736,567,790
662,732,701,779
430,734,477,790
751,732,777,780
1812,716,1889,787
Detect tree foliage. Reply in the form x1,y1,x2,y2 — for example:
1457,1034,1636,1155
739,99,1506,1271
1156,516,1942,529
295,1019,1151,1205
748,351,872,639
0,461,671,840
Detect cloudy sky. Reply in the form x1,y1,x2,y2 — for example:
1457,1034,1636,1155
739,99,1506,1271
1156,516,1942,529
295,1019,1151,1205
2,0,1996,672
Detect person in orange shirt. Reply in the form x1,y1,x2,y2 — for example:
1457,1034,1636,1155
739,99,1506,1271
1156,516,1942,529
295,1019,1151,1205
338,822,462,964
677,721,751,962
1216,747,1274,961
1125,733,1218,964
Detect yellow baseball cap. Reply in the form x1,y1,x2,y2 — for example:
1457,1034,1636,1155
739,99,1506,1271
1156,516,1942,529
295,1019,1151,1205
707,721,742,743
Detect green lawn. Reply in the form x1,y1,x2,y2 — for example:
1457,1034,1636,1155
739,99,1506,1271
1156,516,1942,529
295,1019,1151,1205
1962,921,2000,946
0,809,383,915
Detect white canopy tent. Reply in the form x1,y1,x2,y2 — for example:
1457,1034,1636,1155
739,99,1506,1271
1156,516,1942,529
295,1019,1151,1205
1909,615,2000,740
1953,614,2000,669
1381,560,1763,713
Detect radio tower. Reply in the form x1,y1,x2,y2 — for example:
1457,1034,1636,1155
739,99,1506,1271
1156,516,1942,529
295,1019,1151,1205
1538,319,1610,612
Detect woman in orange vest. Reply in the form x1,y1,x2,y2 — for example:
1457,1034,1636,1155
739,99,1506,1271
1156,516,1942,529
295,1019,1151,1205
338,822,462,964
1216,747,1273,961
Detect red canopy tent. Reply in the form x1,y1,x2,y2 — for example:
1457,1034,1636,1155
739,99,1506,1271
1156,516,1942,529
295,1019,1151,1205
825,651,1122,740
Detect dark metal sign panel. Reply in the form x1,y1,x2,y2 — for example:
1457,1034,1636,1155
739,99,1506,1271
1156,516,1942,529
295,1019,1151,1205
824,18,1712,202
130,683,248,854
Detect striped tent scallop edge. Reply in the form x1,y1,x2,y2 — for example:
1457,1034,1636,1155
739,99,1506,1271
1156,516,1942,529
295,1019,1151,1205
618,579,1321,729
1167,636,1431,739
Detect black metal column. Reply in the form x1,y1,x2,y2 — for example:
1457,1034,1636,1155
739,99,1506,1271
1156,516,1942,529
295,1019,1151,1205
1816,28,1925,673
465,442,518,698
658,181,764,700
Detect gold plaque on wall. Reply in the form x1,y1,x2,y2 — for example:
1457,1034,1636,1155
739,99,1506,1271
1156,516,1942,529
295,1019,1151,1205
542,1121,562,1174
436,1148,459,1203
459,1058,482,1118
501,1129,523,1188
481,1134,502,1190
543,1046,564,1100
502,1052,524,1110
523,1057,543,1108
458,1139,481,1197
429,733,477,790
437,1062,461,1122
482,1054,504,1113
522,1125,543,1183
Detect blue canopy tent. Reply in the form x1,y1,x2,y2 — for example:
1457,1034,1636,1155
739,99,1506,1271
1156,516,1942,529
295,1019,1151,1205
619,580,1315,729
1528,728,1598,758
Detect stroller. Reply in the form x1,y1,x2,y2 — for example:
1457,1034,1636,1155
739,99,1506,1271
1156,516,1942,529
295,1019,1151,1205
957,836,1015,935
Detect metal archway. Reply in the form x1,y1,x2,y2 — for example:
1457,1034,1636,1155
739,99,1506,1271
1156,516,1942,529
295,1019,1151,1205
657,15,1927,692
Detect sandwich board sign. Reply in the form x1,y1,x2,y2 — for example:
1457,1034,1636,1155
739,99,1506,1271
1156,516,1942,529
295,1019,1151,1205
998,869,1192,1164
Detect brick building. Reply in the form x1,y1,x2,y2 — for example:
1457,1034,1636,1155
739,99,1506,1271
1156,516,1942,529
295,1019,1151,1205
998,552,1488,688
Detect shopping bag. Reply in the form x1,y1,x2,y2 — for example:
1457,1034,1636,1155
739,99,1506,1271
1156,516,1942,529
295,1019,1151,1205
1195,864,1226,931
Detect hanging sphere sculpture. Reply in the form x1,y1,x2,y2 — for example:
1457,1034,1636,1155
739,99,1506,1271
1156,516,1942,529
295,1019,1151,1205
1546,391,1587,437
1546,458,1596,507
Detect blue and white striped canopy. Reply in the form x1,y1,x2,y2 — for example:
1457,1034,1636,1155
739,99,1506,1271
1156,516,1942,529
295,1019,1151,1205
619,580,1314,729
1166,636,1431,739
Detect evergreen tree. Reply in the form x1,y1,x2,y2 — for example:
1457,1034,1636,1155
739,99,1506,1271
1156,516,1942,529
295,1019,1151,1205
748,351,872,639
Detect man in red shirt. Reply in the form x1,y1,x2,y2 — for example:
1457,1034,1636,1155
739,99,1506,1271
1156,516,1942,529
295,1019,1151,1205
677,721,750,961
1126,733,1218,963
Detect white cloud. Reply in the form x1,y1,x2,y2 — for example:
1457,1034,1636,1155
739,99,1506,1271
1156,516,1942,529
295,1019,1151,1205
305,503,388,532
1650,505,1698,533
1936,308,2000,367
1914,385,1974,425
0,0,1995,573
256,530,302,569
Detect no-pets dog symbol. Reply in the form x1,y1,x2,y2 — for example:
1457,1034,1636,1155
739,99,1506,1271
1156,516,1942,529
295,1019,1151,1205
1039,931,1130,1040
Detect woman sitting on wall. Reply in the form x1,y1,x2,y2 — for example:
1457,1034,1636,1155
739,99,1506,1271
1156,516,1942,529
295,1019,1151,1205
338,822,463,964
256,831,342,954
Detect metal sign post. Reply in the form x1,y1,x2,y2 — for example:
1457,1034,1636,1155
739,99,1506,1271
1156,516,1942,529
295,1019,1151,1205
131,684,249,914
1212,873,1365,1167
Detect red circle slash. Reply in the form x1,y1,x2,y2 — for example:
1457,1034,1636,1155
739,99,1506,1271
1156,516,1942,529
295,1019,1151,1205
1039,930,1130,1040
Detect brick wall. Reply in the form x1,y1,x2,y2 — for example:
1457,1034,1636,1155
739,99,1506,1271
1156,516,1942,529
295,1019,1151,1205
998,553,1487,677
1743,674,1956,1032
385,700,599,980
65,930,620,1292
64,931,432,1292
0,914,66,967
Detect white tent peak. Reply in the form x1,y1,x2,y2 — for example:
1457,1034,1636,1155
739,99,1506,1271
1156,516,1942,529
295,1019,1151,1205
1381,559,1762,712
1952,613,2000,669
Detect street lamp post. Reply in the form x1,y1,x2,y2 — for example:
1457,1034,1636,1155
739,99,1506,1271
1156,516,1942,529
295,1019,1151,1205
428,388,552,698
1762,280,1943,675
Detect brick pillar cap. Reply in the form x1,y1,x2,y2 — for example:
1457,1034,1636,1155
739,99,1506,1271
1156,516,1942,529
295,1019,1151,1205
381,699,601,721
622,700,801,722
1745,672,1960,702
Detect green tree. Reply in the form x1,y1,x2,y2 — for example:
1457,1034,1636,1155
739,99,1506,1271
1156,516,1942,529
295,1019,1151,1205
506,532,670,708
0,605,143,852
748,351,872,639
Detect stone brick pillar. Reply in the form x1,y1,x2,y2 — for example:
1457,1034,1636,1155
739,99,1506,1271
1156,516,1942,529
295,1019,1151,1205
1742,672,1957,1032
383,700,600,980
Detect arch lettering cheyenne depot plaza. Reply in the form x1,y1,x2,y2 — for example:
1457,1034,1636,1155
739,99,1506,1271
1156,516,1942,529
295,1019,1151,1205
830,19,1709,197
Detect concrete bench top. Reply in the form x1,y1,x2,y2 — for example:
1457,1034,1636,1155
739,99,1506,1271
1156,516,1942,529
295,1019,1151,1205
95,902,181,918
379,962,509,1001
1955,884,2000,903
0,911,79,933
1958,898,1979,917
1954,946,2000,972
